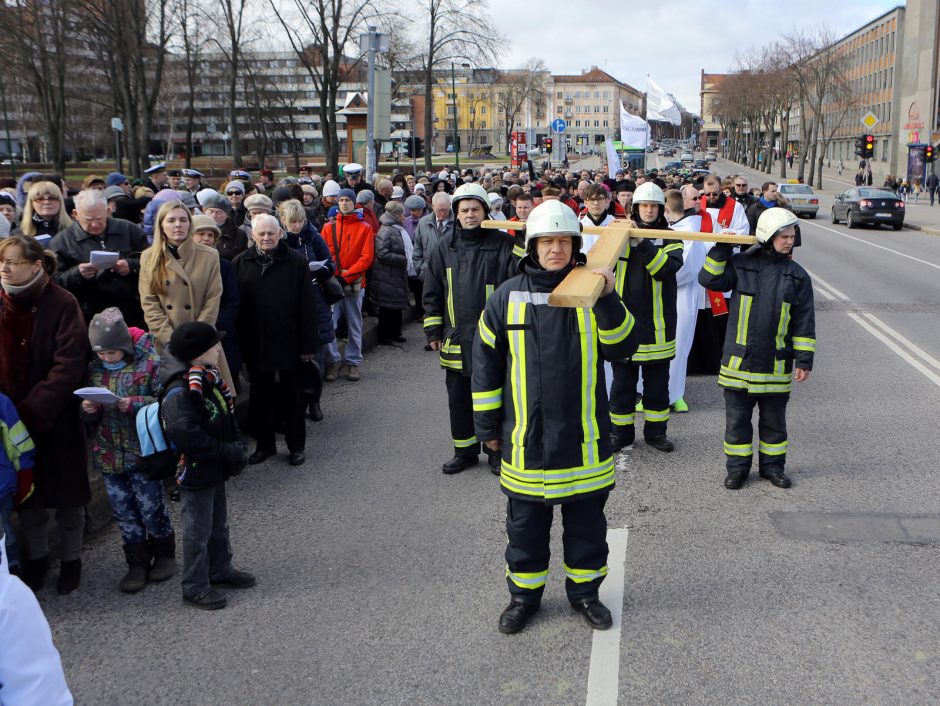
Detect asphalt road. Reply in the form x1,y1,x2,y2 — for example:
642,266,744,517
38,169,940,704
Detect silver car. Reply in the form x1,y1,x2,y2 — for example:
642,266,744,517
777,183,819,218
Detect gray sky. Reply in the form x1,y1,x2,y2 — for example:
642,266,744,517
493,0,900,113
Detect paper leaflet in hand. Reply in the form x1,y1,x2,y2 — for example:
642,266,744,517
308,259,330,273
74,387,121,405
90,250,120,269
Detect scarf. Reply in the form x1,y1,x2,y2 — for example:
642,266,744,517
30,212,58,235
255,244,274,276
187,365,235,414
1,268,44,296
759,197,777,208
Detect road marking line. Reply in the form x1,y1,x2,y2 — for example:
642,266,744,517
806,268,940,388
804,221,940,272
586,527,628,706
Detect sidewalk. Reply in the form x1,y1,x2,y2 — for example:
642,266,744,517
714,156,940,236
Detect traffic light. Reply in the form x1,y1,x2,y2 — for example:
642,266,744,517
927,144,935,162
413,137,424,159
854,136,864,156
405,138,414,158
864,134,875,158
544,137,553,152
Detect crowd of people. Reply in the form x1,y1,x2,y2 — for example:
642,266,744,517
0,155,815,645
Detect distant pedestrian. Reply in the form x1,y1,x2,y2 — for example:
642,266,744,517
927,172,939,206
838,159,844,175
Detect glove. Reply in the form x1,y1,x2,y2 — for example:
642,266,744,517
312,266,330,283
714,242,734,256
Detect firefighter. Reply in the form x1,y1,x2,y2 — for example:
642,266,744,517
472,200,638,635
608,182,684,453
699,208,815,490
423,183,517,475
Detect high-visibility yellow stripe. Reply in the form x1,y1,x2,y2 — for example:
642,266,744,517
564,564,608,583
703,256,725,275
724,441,754,456
472,388,503,411
506,567,548,589
485,283,494,301
759,440,789,456
477,313,497,348
651,279,665,344
508,300,527,470
718,375,792,394
453,436,478,448
735,294,752,346
423,315,443,328
614,254,628,297
643,407,670,422
445,267,456,327
719,366,791,383
597,305,634,345
662,242,684,253
499,458,615,500
632,339,676,362
577,308,600,469
610,411,635,426
647,248,668,276
793,336,816,352
512,245,526,260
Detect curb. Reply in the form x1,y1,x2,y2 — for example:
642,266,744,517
902,222,940,237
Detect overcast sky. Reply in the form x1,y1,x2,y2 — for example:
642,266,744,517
492,0,900,113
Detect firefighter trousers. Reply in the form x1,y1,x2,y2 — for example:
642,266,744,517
504,494,609,604
445,369,479,458
723,389,789,475
609,360,670,442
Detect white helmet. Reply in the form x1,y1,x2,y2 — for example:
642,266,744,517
755,208,799,244
633,182,665,205
524,200,581,248
452,183,489,213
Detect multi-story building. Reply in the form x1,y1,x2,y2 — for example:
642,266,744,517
551,67,644,152
699,72,727,151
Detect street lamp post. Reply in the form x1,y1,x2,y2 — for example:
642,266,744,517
360,27,389,179
451,62,459,171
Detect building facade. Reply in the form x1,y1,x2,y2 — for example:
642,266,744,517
552,67,645,152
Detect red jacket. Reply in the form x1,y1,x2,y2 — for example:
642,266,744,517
321,211,375,283
359,206,380,234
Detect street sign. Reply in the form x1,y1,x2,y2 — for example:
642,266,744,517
110,117,124,132
861,111,879,131
551,118,567,134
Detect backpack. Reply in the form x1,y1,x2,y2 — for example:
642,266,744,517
135,385,183,481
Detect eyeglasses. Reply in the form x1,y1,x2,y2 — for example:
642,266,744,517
734,183,747,188
703,192,720,197
33,195,59,202
226,191,242,196
1,259,30,267
585,197,608,202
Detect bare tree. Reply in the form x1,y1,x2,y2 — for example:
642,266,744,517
413,0,500,171
494,59,548,157
204,0,250,167
173,0,209,167
269,0,376,175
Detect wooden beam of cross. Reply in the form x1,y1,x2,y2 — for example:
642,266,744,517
482,220,756,307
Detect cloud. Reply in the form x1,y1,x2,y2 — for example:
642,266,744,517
492,0,898,113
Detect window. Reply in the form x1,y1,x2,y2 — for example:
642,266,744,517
557,106,563,114
594,91,600,99
603,105,609,113
481,121,486,129
557,91,563,98
594,120,599,127
604,91,610,99
576,105,581,113
603,120,608,127
566,120,571,127
574,90,581,98
481,106,486,115
575,120,581,127
594,105,600,113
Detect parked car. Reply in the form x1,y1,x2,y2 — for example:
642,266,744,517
680,152,694,163
777,184,819,218
831,187,905,230
705,151,717,162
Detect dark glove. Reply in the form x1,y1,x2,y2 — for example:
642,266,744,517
335,274,348,287
312,266,330,283
713,242,734,256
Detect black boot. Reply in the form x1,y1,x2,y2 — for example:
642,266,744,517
610,430,635,452
148,532,177,582
498,601,540,634
759,470,792,488
57,558,82,595
442,455,477,474
22,555,50,593
724,471,749,490
119,543,151,593
570,598,613,630
307,396,323,422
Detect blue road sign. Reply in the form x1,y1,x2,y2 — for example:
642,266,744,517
551,118,567,134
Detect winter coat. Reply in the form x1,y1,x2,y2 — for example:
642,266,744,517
284,222,336,346
472,259,638,505
80,332,160,474
371,213,410,310
0,276,89,508
359,206,380,234
320,210,375,285
699,244,816,395
232,240,319,372
160,358,245,490
412,213,454,278
0,393,35,502
217,258,242,376
51,218,149,327
215,218,248,262
422,224,518,376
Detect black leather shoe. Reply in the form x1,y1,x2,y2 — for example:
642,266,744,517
210,569,256,589
610,432,634,452
498,601,539,634
724,471,749,490
248,448,275,465
183,588,228,610
759,470,792,488
288,452,306,466
308,401,323,422
442,455,477,474
646,436,675,452
570,599,613,630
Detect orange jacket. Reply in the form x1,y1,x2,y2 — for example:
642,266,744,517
321,211,375,283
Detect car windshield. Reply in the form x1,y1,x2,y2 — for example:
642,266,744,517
858,189,897,198
780,185,813,194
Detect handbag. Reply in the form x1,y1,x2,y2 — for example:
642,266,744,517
321,274,344,304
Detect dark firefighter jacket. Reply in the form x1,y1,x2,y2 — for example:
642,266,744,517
699,243,816,394
472,258,638,505
422,224,518,376
615,217,683,363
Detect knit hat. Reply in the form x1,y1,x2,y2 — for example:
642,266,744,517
271,186,292,205
103,185,128,202
338,188,357,202
88,307,134,357
414,183,426,194
391,186,404,199
106,172,129,187
191,214,221,239
355,189,373,204
169,321,225,363
404,195,426,210
0,192,15,210
224,180,245,195
243,193,274,211
179,192,199,211
322,180,341,198
197,189,231,213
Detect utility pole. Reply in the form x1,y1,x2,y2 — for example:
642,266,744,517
360,27,388,179
0,73,16,179
451,62,459,172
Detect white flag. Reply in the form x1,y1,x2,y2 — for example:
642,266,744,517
646,77,681,126
619,101,650,149
606,139,620,178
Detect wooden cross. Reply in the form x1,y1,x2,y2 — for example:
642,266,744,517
482,219,756,307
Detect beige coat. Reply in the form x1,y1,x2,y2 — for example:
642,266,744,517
139,237,234,390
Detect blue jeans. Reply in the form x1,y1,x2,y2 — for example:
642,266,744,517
181,484,234,599
326,289,365,366
102,470,174,545
0,494,17,569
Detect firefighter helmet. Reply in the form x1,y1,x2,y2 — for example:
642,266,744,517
523,200,582,248
632,182,665,205
451,183,489,213
755,207,799,243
